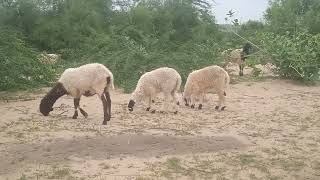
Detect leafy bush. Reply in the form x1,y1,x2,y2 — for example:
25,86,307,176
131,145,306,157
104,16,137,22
0,27,56,91
260,32,320,82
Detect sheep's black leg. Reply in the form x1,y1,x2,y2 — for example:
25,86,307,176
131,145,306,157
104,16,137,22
239,64,244,76
101,92,110,125
105,91,111,121
79,108,88,118
72,98,80,119
101,94,108,125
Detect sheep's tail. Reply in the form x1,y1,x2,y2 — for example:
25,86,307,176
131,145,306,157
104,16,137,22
111,77,115,90
107,75,115,90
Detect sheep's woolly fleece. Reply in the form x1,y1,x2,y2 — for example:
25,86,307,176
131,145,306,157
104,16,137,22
222,48,244,65
59,63,114,97
131,67,181,102
184,65,230,107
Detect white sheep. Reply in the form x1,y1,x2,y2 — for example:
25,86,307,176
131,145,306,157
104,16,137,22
128,67,181,114
39,53,61,65
183,65,230,111
39,63,114,125
222,43,252,76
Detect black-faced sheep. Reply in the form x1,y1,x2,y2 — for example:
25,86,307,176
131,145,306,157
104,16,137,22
222,43,252,76
39,63,114,125
128,67,181,114
183,65,230,111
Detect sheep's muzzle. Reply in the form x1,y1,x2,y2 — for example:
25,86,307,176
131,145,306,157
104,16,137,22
128,100,135,111
39,98,54,116
39,82,67,116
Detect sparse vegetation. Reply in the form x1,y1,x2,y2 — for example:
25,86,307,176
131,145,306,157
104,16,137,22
0,0,319,180
0,0,318,92
48,168,71,179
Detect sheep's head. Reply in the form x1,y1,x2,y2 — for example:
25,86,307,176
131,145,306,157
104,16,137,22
243,43,253,55
128,89,143,112
40,97,54,116
128,99,135,111
39,83,67,116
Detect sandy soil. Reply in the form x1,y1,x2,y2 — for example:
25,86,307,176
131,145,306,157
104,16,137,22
0,77,319,180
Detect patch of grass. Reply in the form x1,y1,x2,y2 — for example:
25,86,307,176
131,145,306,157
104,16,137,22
239,154,256,166
166,158,183,172
0,94,35,102
48,168,71,179
18,174,28,180
276,159,305,172
151,157,225,179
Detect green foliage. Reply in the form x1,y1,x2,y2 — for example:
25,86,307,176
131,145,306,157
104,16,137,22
0,0,319,92
260,32,320,81
265,0,320,34
0,26,55,91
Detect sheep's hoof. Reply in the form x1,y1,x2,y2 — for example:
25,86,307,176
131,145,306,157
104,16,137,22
176,102,180,106
174,111,178,114
191,105,195,109
239,72,244,76
128,108,133,112
72,111,78,119
215,106,220,110
152,100,155,103
80,109,88,118
221,106,226,111
102,120,108,125
198,104,202,110
146,107,151,111
151,110,156,114
185,103,189,107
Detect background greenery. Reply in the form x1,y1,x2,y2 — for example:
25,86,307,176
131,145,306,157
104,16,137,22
0,0,319,92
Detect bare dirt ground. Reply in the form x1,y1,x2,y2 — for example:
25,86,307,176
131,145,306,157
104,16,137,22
0,75,320,179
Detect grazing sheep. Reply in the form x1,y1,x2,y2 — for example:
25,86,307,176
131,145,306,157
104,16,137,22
39,63,114,125
39,53,61,65
222,43,252,76
128,67,181,114
183,65,230,111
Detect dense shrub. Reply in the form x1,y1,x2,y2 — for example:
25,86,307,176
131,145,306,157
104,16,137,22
260,32,320,82
0,0,319,92
0,27,55,91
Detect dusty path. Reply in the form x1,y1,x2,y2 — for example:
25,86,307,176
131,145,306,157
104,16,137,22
0,79,319,179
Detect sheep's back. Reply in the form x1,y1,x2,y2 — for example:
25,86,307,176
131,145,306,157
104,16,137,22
186,66,228,93
138,67,180,92
224,48,243,64
59,63,112,96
